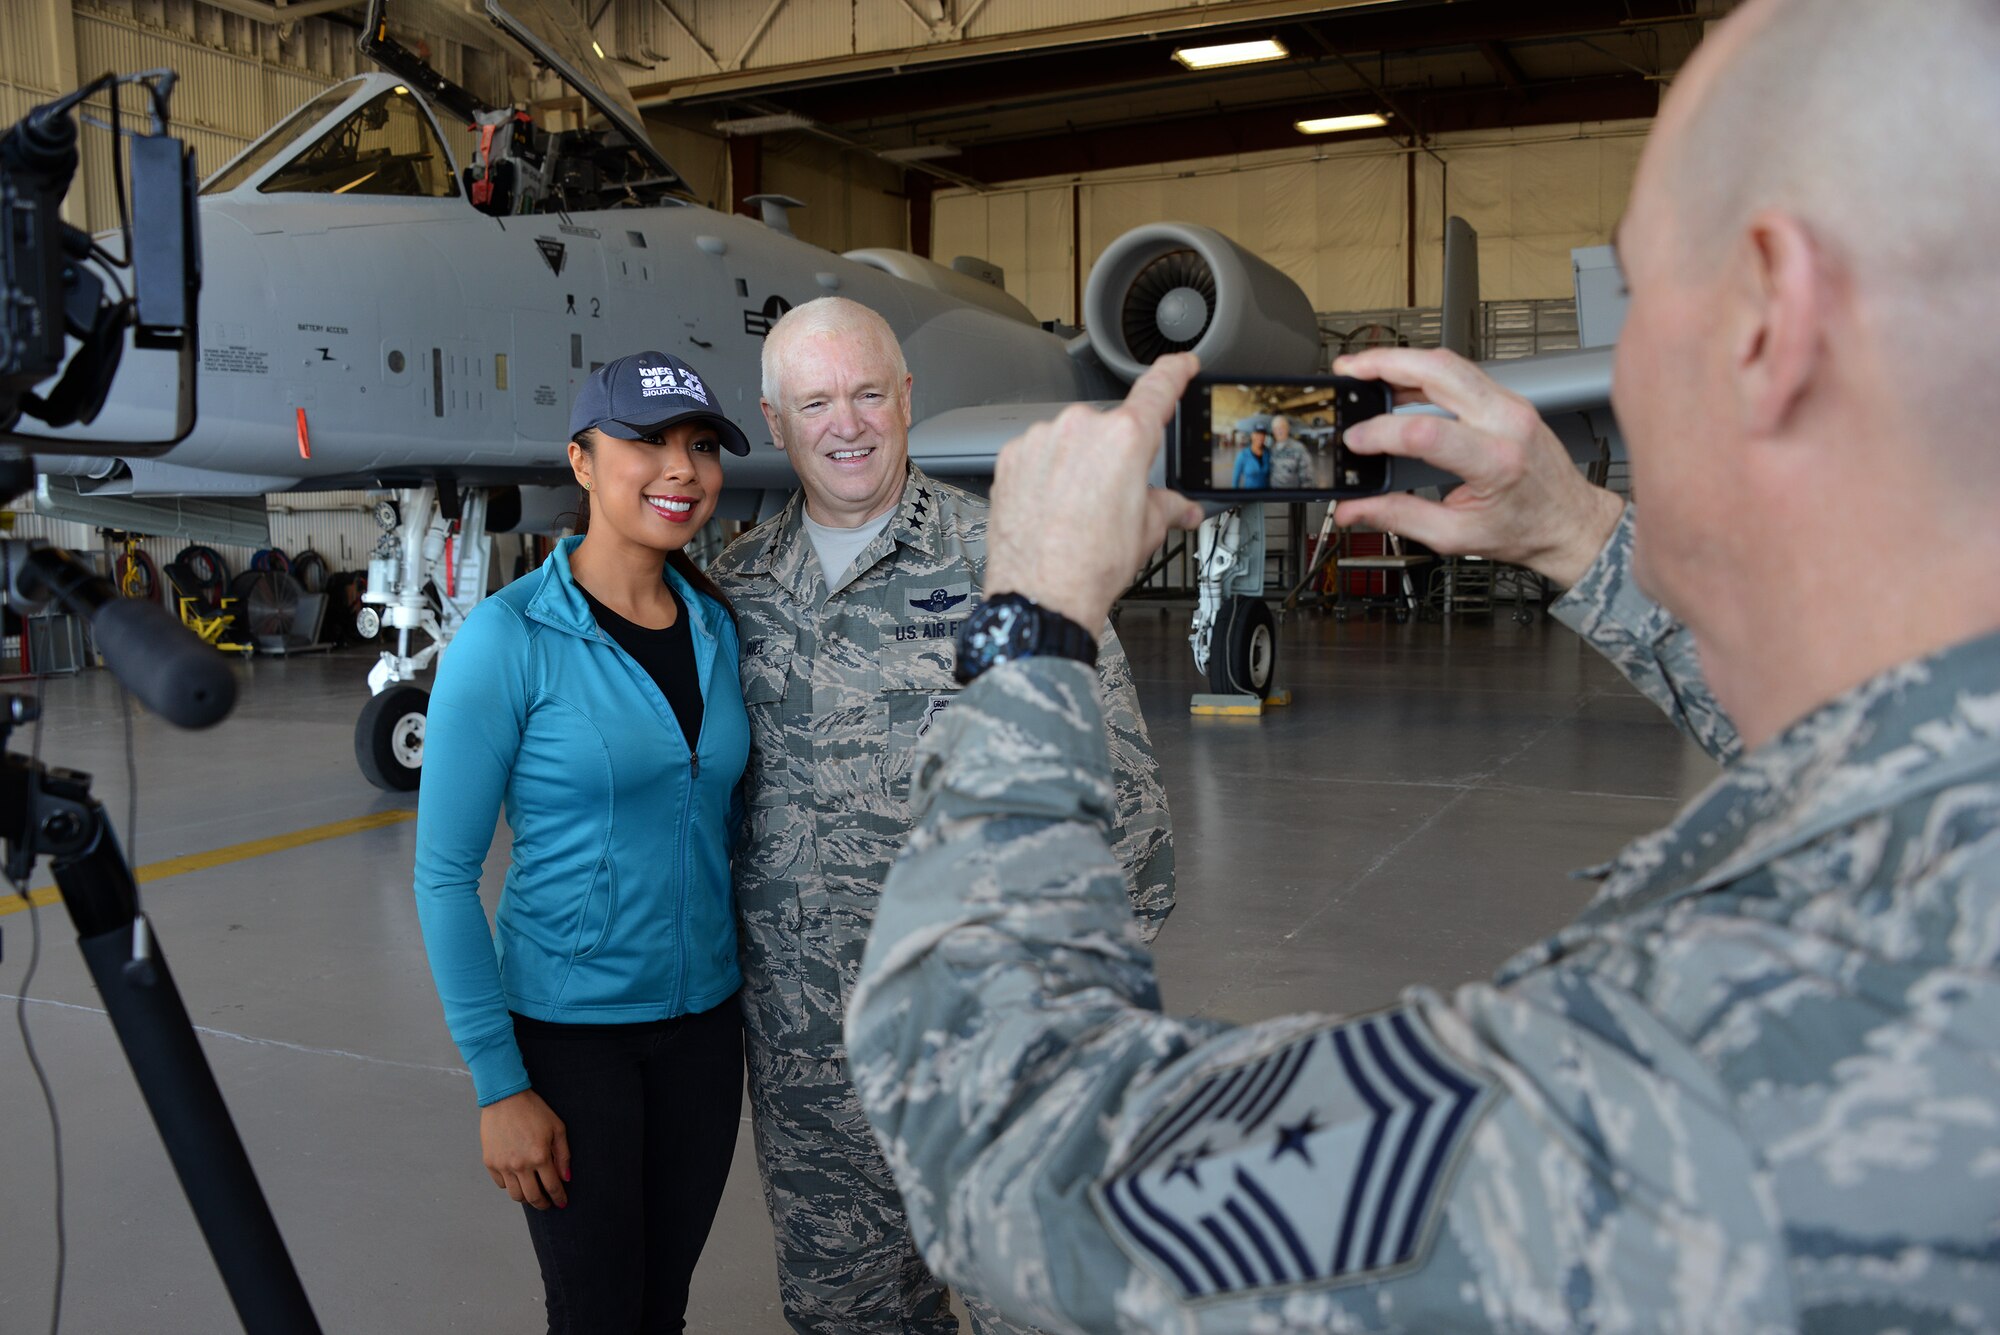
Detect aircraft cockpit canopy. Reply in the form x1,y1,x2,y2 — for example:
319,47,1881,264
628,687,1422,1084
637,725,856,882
200,77,369,196
203,0,695,215
208,82,459,199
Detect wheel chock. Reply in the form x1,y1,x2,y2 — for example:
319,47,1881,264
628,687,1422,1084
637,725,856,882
1190,688,1292,716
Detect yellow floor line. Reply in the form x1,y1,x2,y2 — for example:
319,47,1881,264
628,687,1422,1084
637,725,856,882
0,808,416,919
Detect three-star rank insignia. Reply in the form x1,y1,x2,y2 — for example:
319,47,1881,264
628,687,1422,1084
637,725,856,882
1093,1009,1492,1302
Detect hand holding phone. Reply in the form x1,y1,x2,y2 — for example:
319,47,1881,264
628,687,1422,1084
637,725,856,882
1165,374,1396,503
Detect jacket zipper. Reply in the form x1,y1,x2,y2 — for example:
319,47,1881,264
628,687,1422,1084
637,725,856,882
592,622,703,1014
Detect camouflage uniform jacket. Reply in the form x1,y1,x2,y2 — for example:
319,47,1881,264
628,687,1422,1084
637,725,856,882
710,465,1175,1055
1267,438,1314,490
848,505,2000,1333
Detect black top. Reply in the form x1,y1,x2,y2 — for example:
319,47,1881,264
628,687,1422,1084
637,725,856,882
580,587,704,752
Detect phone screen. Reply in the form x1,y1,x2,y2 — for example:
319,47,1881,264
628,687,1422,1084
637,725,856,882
1171,376,1394,501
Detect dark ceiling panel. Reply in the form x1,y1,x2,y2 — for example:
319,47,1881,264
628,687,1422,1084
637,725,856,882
950,74,1657,183
741,0,1689,122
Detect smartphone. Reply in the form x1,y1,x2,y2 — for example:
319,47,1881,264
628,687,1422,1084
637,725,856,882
1167,374,1396,502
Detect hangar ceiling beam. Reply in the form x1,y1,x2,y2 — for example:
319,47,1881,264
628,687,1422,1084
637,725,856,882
1477,40,1528,93
630,0,1388,107
731,0,790,72
950,73,1656,183
650,0,722,73
195,0,362,21
752,0,1689,123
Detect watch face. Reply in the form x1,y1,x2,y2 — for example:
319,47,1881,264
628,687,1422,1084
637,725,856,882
958,597,1034,682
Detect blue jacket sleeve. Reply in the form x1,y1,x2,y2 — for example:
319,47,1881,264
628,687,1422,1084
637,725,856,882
1231,450,1250,489
413,600,534,1105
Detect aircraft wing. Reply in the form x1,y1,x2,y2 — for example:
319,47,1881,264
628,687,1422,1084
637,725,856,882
906,402,1118,479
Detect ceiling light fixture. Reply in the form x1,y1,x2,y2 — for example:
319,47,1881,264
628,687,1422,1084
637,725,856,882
879,144,962,162
1295,111,1389,135
1172,38,1288,71
590,40,606,59
712,112,816,136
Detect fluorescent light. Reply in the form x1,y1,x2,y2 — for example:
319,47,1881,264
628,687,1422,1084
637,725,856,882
879,144,961,162
712,112,815,136
590,40,606,58
1173,38,1288,71
1295,112,1389,135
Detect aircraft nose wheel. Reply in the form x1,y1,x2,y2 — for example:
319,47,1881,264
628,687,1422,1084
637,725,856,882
357,685,429,792
1207,595,1276,698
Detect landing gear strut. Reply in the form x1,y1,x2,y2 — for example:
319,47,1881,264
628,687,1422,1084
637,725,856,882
1189,507,1278,699
354,484,490,791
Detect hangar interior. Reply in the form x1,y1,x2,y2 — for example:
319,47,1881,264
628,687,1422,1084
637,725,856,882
1,1,1731,1330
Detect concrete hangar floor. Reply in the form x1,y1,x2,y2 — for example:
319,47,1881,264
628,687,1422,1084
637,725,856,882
0,604,1718,1332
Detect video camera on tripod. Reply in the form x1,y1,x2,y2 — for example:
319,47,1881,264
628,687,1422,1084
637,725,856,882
3,74,324,1334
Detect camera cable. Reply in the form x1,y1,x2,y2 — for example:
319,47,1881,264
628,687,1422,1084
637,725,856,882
10,672,66,1335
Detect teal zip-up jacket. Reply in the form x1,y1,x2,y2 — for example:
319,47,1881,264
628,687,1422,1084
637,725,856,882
413,537,749,1105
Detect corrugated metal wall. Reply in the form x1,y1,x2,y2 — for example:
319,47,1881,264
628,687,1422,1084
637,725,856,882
933,119,1651,324
4,490,386,591
611,0,1254,82
74,8,340,227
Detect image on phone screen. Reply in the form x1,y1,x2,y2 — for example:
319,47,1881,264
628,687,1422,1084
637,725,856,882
1202,380,1389,495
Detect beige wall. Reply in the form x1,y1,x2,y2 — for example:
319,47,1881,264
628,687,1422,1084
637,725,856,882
754,133,909,254
934,119,1651,324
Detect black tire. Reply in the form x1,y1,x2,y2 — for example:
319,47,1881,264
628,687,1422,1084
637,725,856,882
356,685,428,792
1206,595,1276,698
322,571,364,645
173,545,229,602
290,549,328,594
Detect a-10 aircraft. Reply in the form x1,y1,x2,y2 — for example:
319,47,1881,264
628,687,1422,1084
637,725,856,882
48,0,1618,790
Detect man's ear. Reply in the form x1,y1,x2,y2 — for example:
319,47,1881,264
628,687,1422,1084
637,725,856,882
900,374,914,429
1735,209,1827,439
759,399,786,451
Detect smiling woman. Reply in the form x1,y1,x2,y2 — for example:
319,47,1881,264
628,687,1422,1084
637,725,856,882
412,349,755,1333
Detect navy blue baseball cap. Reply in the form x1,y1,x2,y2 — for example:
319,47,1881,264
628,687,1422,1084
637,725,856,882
569,351,751,455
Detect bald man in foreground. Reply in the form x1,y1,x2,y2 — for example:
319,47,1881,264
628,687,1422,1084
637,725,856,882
846,0,2000,1328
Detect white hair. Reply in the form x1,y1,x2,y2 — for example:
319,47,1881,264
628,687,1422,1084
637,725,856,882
759,296,910,406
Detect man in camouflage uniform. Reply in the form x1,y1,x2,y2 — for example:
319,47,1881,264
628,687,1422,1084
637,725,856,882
848,1,2000,1328
710,296,1174,1333
1264,414,1313,489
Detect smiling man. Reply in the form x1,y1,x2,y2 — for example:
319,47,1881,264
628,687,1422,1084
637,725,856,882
709,296,1176,1334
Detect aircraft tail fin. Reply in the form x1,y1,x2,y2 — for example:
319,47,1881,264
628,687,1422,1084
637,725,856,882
1440,215,1480,359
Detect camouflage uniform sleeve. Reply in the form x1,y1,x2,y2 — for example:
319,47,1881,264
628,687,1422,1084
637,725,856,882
1551,504,1742,763
1095,622,1175,942
847,658,1792,1333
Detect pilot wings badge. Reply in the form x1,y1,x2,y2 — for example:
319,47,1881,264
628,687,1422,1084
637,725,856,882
1092,1009,1491,1302
908,583,970,615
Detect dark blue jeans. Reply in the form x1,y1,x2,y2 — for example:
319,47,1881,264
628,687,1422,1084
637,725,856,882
511,998,743,1334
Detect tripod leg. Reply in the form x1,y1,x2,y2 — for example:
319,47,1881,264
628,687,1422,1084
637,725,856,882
55,813,323,1335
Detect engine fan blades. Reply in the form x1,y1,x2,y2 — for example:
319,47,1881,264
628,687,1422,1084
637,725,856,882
1121,248,1218,363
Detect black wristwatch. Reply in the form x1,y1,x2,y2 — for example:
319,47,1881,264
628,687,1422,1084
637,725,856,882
953,592,1099,684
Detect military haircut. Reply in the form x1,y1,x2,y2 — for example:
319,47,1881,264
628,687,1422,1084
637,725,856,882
759,295,911,409
1668,0,2000,464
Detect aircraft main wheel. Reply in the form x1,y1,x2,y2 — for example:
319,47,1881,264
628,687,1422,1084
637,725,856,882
1206,595,1276,698
357,685,428,792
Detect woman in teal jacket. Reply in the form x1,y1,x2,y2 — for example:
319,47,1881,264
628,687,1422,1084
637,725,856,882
414,350,752,1333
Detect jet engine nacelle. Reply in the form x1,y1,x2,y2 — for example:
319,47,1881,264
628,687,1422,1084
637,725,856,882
1082,223,1321,383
